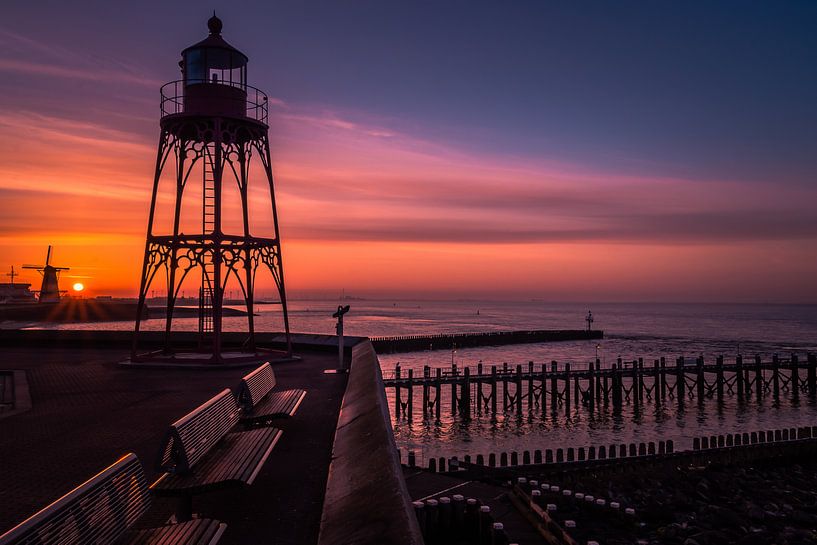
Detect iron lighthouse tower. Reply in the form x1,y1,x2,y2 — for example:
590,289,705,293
132,15,292,364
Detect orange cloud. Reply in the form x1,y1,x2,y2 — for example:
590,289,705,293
1,51,815,302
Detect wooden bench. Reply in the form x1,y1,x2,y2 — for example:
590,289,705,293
0,453,225,545
150,389,281,520
237,363,306,426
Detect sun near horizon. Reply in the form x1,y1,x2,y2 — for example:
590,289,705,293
1,2,816,304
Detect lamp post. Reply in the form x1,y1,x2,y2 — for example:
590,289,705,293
333,305,350,369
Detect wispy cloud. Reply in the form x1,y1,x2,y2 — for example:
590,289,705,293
0,28,161,86
265,106,817,245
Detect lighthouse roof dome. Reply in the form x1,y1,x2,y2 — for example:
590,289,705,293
182,14,248,68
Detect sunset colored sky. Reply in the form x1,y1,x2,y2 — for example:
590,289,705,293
1,1,816,302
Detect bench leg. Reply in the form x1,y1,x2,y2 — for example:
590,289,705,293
175,493,193,522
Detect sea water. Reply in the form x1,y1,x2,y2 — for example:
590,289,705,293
38,300,817,463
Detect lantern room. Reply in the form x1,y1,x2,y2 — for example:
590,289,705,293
179,14,249,118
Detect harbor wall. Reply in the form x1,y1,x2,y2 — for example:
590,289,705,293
0,329,363,352
318,340,423,545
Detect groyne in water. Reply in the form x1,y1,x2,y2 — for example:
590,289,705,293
403,425,817,475
383,354,817,419
370,329,602,353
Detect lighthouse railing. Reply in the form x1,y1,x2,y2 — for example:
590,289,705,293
160,79,269,124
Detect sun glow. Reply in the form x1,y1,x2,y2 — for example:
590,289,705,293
72,282,84,292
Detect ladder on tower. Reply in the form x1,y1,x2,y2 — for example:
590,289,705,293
199,145,216,341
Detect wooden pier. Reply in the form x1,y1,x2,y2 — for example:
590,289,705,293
370,329,602,354
383,353,817,419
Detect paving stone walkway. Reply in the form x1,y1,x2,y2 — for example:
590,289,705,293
0,343,348,545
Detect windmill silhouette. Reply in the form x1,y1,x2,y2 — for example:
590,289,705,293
23,246,69,303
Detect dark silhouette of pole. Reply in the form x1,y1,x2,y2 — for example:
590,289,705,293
333,305,350,369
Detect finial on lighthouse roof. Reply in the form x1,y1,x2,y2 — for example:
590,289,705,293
208,11,223,35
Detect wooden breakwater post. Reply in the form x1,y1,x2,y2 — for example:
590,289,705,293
491,365,498,415
394,364,401,417
436,368,442,420
716,355,724,400
383,353,817,421
588,360,596,411
515,364,523,414
407,368,414,420
564,362,571,411
527,361,535,412
676,357,685,406
461,367,471,419
422,365,429,417
638,358,645,405
611,361,622,409
450,364,458,416
660,357,667,401
736,354,744,400
475,362,483,416
653,359,661,406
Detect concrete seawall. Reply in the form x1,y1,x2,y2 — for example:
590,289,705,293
371,329,603,353
318,340,423,545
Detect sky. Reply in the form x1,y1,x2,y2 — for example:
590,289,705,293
1,1,816,302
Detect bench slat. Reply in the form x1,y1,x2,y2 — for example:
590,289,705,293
237,363,276,410
0,454,225,545
151,427,282,494
157,390,240,474
238,363,307,424
241,389,306,424
124,519,226,545
0,454,150,545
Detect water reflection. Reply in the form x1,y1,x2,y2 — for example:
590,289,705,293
391,384,817,465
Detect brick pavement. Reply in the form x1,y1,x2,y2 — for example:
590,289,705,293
0,342,348,544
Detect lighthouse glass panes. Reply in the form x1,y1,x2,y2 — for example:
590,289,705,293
132,16,291,364
183,46,246,87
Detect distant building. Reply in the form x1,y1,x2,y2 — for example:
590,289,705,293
0,283,36,304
